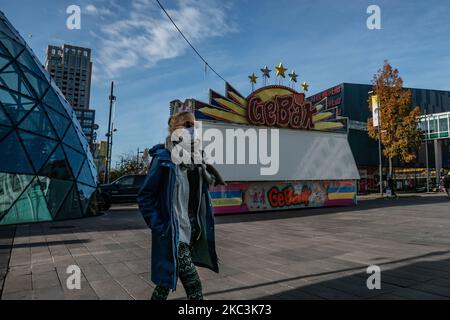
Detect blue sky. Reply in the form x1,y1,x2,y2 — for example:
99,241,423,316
2,0,450,164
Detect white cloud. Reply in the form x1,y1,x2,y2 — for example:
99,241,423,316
94,0,236,79
84,4,113,16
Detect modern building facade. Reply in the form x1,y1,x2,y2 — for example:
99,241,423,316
45,44,96,145
91,140,108,179
0,11,98,225
308,83,450,192
74,108,95,144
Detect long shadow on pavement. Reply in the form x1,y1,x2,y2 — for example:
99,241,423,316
203,250,450,300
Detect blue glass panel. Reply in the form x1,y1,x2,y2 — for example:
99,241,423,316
43,104,71,139
77,159,95,187
39,177,74,219
77,183,97,216
0,130,34,174
18,104,57,139
19,130,58,172
0,125,12,141
0,43,10,58
53,89,73,116
0,55,10,71
0,22,18,41
0,104,12,126
38,144,73,180
0,63,34,98
0,177,52,225
0,173,34,218
63,125,83,153
16,49,46,80
54,184,82,220
0,17,22,43
42,88,70,118
0,87,36,124
0,36,24,58
22,68,49,99
63,145,86,177
86,152,98,184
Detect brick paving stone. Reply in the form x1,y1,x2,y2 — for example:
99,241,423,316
2,194,450,300
32,270,61,289
89,279,133,300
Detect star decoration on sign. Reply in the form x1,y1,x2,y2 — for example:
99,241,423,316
301,81,310,92
275,63,287,78
248,73,258,84
261,66,271,79
288,71,298,83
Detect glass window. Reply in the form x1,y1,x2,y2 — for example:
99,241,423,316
16,49,46,79
0,131,34,174
0,89,35,124
0,173,34,216
63,145,86,177
42,88,70,118
77,183,96,215
18,104,57,140
18,131,57,173
439,117,448,133
63,125,83,153
41,178,74,218
39,145,73,180
0,63,34,97
77,159,95,186
0,37,25,58
1,177,52,225
114,175,135,186
54,184,82,220
0,104,12,127
22,68,49,99
44,104,71,139
428,117,437,133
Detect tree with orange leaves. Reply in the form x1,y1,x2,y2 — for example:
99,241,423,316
368,61,422,176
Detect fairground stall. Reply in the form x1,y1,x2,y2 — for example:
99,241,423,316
171,65,360,214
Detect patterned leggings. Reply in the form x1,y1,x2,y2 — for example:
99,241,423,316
151,242,203,300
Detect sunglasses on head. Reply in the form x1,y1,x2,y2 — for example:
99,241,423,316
183,121,194,129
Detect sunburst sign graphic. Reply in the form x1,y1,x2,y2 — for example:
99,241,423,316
184,82,348,133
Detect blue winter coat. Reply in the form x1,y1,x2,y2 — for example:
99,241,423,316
137,144,219,290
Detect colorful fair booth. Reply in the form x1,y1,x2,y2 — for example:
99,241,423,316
171,75,360,215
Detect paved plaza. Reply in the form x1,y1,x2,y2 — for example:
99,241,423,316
1,194,450,300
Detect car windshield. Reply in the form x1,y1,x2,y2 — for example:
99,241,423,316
114,176,134,186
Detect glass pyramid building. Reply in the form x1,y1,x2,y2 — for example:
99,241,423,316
0,11,98,225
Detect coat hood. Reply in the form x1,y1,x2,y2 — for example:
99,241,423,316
149,143,171,161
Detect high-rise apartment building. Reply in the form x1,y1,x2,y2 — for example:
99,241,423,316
45,44,96,144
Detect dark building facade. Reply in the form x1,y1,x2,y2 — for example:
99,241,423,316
308,83,450,192
45,44,96,145
74,108,95,143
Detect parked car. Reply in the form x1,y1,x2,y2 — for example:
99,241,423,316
99,174,146,210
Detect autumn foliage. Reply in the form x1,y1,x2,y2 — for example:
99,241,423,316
367,61,422,175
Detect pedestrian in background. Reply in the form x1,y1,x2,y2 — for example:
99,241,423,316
138,111,224,300
444,172,450,196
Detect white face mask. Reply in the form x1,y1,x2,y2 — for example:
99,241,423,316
170,126,202,164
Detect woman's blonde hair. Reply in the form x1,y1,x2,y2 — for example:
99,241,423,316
168,111,195,133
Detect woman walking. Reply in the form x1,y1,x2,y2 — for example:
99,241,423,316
138,111,223,300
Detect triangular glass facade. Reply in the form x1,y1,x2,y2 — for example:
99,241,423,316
0,11,98,225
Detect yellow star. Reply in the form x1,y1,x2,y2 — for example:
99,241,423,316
301,81,309,92
275,63,287,78
248,73,258,84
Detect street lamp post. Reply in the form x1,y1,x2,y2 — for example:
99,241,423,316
104,81,116,184
424,109,430,193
